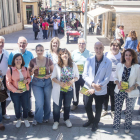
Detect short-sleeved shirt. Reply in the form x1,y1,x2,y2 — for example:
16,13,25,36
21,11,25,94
42,22,49,30
48,21,53,28
29,57,53,77
8,50,34,68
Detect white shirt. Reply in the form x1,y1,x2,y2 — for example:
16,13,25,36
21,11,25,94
115,28,121,39
53,22,58,30
0,49,9,75
105,52,121,81
18,69,24,81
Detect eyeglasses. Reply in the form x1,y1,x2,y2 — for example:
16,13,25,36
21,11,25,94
36,50,44,52
19,42,27,45
78,43,85,45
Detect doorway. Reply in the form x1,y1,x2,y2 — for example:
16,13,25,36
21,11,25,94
26,5,33,24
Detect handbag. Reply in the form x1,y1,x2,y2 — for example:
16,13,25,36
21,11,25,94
0,89,8,102
128,88,140,98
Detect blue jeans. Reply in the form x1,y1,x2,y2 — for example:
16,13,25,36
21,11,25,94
28,82,32,112
43,30,48,39
53,90,73,122
32,77,52,123
10,91,28,119
0,102,2,123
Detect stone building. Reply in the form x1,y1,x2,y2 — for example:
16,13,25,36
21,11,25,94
0,0,24,35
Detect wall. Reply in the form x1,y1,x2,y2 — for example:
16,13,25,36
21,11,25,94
23,2,39,24
116,13,140,41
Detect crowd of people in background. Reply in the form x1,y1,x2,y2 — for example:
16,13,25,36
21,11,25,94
0,27,140,134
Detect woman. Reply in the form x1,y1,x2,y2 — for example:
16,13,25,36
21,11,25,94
124,30,138,51
53,19,58,37
46,37,60,65
42,19,49,39
6,54,31,128
29,44,53,125
102,40,121,118
113,49,140,133
33,19,39,40
74,19,79,30
51,48,79,130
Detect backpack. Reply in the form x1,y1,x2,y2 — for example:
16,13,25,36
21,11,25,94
10,67,27,76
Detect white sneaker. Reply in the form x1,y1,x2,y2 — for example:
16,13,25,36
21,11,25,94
101,110,108,117
71,105,77,111
111,111,115,119
43,120,48,123
3,114,10,120
16,120,21,128
125,129,130,134
52,122,59,130
65,119,72,128
24,120,30,128
32,119,37,126
113,129,118,133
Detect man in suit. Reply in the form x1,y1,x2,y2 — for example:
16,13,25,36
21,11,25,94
82,42,112,132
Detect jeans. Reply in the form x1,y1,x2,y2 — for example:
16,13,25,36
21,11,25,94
84,94,105,124
48,27,53,37
54,29,58,37
32,77,52,123
73,75,85,106
0,102,2,122
43,30,48,39
27,83,32,112
103,81,115,111
53,90,73,122
34,31,38,39
10,91,28,119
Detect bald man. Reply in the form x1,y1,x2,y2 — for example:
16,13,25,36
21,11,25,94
8,36,34,118
82,42,112,132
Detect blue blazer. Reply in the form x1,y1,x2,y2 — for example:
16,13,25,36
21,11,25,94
82,55,112,96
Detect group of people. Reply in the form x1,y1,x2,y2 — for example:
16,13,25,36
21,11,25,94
0,35,140,135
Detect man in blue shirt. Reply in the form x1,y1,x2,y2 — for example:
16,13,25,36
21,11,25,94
82,42,112,132
71,38,93,111
8,36,34,118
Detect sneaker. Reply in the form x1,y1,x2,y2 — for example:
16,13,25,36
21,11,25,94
32,119,37,126
111,111,115,119
125,129,130,134
16,120,21,128
65,119,72,128
43,120,48,123
113,129,118,133
71,105,77,111
24,120,30,128
52,122,59,130
101,110,108,117
3,114,10,120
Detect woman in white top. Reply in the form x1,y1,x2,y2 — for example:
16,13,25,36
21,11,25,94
53,19,58,37
51,48,79,130
46,37,60,65
113,49,140,134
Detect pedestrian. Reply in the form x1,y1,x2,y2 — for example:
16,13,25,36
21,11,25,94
46,37,60,65
29,44,54,125
8,36,34,118
33,19,40,40
96,20,101,35
74,19,79,30
42,19,49,39
48,18,54,38
53,19,58,37
51,48,79,130
89,20,95,32
120,25,125,40
82,42,112,132
124,30,138,51
113,49,140,134
0,102,5,130
102,40,121,118
71,38,93,111
6,54,31,128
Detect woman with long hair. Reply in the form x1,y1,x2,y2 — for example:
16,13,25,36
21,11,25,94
51,48,79,130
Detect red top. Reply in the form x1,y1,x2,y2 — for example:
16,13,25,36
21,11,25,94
120,29,125,38
42,22,49,30
67,31,80,36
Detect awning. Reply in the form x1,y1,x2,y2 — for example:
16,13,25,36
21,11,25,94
87,7,111,19
114,7,140,14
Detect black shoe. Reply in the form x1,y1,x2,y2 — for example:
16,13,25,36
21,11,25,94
91,123,98,132
83,121,93,127
28,111,34,118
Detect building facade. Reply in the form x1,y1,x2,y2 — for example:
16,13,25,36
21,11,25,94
0,0,24,35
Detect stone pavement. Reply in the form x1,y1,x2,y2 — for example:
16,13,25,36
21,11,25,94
0,25,140,140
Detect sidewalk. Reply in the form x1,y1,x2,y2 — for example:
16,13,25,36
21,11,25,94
0,25,140,140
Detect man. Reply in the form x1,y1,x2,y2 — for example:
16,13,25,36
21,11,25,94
89,20,95,32
8,36,34,118
71,38,93,111
82,42,112,132
42,19,49,39
48,18,53,38
0,36,10,123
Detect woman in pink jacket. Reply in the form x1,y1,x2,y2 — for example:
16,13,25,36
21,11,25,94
6,54,31,128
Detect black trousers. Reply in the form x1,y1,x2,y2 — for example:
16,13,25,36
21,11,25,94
73,75,85,106
34,31,38,39
84,94,105,124
1,76,7,115
103,81,115,111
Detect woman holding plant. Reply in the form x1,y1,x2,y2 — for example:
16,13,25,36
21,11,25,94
51,48,79,130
